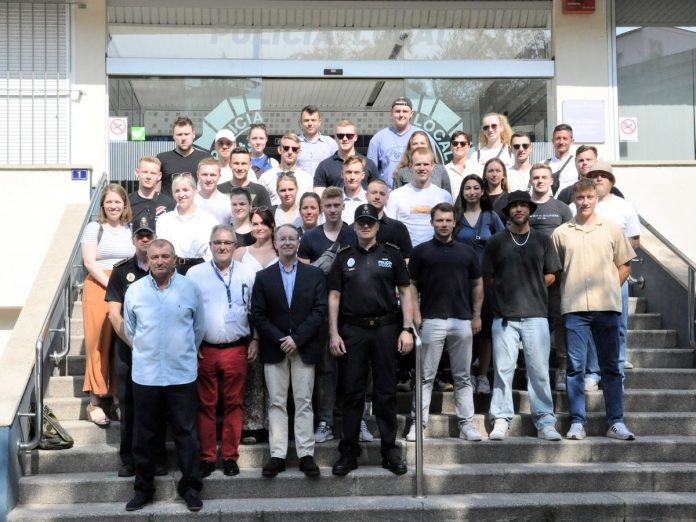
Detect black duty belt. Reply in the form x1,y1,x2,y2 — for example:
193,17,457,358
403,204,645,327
202,336,250,349
177,257,204,265
341,310,401,328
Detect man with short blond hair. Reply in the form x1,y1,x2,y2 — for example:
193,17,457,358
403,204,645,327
340,156,368,224
258,133,313,205
128,156,175,229
194,158,233,224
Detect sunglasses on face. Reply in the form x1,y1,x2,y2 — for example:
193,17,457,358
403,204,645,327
281,145,299,153
482,124,499,131
336,133,355,140
451,140,469,147
512,143,530,150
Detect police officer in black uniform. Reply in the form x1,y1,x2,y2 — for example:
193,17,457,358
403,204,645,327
327,203,414,476
105,216,167,478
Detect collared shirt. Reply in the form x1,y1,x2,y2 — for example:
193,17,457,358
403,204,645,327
313,151,380,189
444,161,481,199
552,216,635,314
257,166,313,206
186,260,256,344
156,207,219,259
297,133,338,176
124,272,205,386
341,188,368,225
279,260,298,308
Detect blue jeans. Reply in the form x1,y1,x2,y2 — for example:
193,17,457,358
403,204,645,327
411,318,474,427
565,312,624,426
490,317,556,430
586,282,629,381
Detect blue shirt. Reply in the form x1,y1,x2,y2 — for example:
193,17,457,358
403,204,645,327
124,272,205,386
296,133,338,176
279,260,298,308
455,210,505,265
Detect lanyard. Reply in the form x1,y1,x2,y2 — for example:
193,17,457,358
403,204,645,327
211,261,233,309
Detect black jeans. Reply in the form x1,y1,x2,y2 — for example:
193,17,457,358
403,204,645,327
132,381,202,497
337,322,400,460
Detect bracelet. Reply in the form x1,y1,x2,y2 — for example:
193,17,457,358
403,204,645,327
252,338,260,342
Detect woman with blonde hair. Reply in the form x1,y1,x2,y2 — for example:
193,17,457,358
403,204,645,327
474,112,514,169
274,174,302,228
392,130,451,192
81,183,134,426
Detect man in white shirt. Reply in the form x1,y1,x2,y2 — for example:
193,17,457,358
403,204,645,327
214,129,237,184
258,133,313,206
340,157,368,225
296,105,338,176
507,133,533,192
194,158,233,225
547,123,576,196
385,147,453,247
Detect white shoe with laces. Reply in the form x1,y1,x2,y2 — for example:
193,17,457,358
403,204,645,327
566,422,586,440
476,376,491,394
489,419,508,441
359,419,374,442
314,421,334,443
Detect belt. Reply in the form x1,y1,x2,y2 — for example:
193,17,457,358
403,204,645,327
177,257,204,265
341,310,401,328
202,336,250,349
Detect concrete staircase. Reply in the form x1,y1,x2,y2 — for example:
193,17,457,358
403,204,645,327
9,297,696,521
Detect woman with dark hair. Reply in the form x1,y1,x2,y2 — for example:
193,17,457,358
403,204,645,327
482,157,511,220
454,174,505,396
81,183,135,426
233,207,278,444
298,191,321,236
392,130,451,192
445,131,478,199
229,187,255,247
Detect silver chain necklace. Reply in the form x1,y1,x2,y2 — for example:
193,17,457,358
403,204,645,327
509,229,530,247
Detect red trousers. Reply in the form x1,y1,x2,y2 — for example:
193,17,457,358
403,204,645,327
197,344,248,462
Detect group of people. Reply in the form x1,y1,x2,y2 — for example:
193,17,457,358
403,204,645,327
79,100,641,512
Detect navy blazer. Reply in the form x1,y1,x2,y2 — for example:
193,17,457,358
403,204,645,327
250,261,327,365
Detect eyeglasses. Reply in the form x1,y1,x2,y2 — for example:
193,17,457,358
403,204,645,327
482,124,499,131
252,206,270,213
512,143,531,150
211,240,235,246
336,133,355,140
281,145,300,153
451,140,469,147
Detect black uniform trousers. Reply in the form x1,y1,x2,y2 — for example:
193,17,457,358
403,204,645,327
337,322,400,460
132,381,202,497
114,338,167,468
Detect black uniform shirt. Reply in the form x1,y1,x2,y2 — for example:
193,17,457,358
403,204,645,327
377,215,413,258
105,256,149,306
328,242,410,318
128,192,175,230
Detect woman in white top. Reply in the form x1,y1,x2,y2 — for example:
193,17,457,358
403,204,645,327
444,131,479,199
156,172,218,274
81,184,134,426
273,174,302,228
233,207,277,443
473,112,515,169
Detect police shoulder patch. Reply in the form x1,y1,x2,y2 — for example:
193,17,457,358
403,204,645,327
384,242,401,251
112,258,130,269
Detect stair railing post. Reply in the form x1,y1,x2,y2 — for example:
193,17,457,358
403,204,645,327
413,331,425,498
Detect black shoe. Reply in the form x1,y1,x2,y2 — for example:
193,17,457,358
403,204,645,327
223,459,240,476
199,460,215,478
299,455,320,477
125,493,152,512
184,490,203,512
154,463,168,476
118,464,135,477
261,457,286,478
332,454,358,476
382,455,407,476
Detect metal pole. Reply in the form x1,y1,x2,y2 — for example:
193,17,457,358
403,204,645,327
413,331,425,498
689,268,695,348
18,340,44,452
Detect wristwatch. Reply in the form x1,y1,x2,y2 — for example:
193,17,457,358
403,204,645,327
402,327,415,335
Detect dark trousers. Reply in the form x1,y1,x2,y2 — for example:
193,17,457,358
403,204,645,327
338,322,400,460
114,338,166,468
132,381,202,497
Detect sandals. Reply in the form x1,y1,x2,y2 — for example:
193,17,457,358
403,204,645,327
86,404,110,427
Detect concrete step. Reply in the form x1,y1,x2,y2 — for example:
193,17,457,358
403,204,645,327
624,368,696,389
27,436,696,476
18,461,696,505
9,492,696,521
628,313,661,329
626,329,677,348
629,296,646,314
626,347,694,368
69,335,85,356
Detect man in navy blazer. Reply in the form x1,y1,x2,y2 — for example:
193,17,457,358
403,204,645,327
250,224,328,478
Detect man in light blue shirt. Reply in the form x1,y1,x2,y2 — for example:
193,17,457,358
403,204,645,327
296,105,338,176
124,238,206,513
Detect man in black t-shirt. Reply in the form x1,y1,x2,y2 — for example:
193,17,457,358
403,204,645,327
156,116,211,195
365,179,413,259
482,191,562,442
408,203,483,442
128,156,175,230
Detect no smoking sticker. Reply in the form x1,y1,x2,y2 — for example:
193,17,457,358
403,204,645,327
109,117,128,141
619,117,638,142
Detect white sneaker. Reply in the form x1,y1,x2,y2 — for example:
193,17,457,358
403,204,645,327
459,424,483,441
476,376,491,394
405,423,418,442
584,377,599,391
555,370,566,391
624,360,634,370
359,419,374,442
538,425,562,441
314,421,334,443
566,422,586,440
489,419,508,441
607,422,635,440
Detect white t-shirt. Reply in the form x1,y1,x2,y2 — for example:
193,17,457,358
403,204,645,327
385,183,453,247
444,161,480,199
257,166,313,206
507,166,531,192
549,154,576,194
81,222,135,269
472,145,515,169
156,207,219,259
195,191,232,225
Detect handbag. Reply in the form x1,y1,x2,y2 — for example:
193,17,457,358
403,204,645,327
30,404,74,450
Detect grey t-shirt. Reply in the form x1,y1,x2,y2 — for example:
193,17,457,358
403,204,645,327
528,198,573,237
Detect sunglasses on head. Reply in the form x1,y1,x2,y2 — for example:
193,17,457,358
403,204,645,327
281,145,299,153
512,143,530,150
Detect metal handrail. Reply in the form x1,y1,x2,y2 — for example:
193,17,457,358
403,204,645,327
17,173,108,452
413,332,424,498
639,216,696,348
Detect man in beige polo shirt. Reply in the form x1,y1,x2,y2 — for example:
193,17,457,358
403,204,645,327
551,178,635,442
